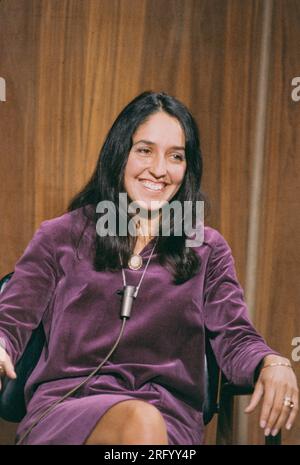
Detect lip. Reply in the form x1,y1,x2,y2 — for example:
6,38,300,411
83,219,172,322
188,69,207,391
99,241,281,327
138,178,168,186
138,179,168,193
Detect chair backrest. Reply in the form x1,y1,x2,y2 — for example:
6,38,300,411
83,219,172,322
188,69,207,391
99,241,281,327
0,271,221,424
203,334,220,425
0,272,14,294
0,272,45,422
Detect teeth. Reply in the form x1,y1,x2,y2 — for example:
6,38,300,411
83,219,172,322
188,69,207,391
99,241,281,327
141,181,165,191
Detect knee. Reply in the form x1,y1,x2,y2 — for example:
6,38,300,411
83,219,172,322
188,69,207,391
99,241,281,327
121,401,168,445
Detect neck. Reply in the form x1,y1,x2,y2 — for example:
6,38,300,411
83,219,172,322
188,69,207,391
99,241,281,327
135,211,160,240
131,215,159,256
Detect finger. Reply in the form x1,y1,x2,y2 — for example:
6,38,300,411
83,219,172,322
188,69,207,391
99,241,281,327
269,392,294,436
259,385,276,430
244,381,264,413
0,365,6,379
263,387,285,435
0,361,17,380
285,393,299,430
5,366,17,379
5,359,17,379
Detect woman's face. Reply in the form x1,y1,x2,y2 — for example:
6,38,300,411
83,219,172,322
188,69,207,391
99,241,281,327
124,111,187,211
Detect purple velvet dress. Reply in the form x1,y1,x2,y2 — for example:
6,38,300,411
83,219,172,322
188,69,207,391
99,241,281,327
0,206,276,445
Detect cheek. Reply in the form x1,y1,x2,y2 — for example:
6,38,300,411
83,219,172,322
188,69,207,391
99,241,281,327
171,166,186,186
124,158,145,196
124,155,143,180
123,163,134,190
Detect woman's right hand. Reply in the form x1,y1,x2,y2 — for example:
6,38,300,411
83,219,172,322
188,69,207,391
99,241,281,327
0,344,17,391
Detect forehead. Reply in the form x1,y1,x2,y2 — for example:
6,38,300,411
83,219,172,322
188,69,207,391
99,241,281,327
133,112,185,146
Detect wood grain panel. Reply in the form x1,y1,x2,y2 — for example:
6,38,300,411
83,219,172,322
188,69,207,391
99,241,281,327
0,0,44,444
0,0,42,269
249,0,300,445
1,0,298,446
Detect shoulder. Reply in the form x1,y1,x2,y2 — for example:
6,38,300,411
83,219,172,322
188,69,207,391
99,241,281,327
203,226,232,252
192,225,234,270
189,223,232,254
36,205,95,244
201,226,237,278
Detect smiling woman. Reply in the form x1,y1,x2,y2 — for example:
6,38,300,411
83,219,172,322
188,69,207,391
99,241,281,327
125,112,187,211
67,91,205,285
124,111,187,255
0,91,298,446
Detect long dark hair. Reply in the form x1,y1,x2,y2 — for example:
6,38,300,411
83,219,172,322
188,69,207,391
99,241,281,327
67,91,207,284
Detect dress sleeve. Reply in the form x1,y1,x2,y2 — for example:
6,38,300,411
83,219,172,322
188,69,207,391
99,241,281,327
203,231,279,387
0,220,57,366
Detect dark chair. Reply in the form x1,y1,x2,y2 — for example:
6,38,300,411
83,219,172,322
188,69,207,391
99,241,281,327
0,272,281,444
0,272,45,422
203,328,281,444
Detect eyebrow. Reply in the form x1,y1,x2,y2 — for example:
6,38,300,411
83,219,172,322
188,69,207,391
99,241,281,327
132,139,185,151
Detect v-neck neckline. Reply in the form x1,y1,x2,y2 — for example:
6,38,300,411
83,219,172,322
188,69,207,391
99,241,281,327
137,237,157,256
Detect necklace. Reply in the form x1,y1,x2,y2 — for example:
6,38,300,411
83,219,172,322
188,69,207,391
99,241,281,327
128,254,143,271
118,238,158,299
128,237,156,270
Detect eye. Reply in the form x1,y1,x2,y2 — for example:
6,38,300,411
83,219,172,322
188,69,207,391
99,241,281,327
137,147,151,155
171,153,185,161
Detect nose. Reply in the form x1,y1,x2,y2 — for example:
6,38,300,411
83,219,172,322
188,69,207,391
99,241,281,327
148,154,167,179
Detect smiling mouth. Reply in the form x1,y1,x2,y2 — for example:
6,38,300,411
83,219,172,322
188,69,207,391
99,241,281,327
139,179,167,192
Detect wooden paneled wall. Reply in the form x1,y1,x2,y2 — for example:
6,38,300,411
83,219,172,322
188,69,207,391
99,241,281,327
0,0,299,445
248,0,300,445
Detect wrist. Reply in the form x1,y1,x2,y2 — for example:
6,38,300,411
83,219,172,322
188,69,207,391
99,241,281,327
254,354,291,381
262,354,290,367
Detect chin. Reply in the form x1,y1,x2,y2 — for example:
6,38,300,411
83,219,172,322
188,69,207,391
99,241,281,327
134,194,170,211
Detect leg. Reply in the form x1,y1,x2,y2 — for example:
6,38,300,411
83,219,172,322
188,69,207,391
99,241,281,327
84,399,169,445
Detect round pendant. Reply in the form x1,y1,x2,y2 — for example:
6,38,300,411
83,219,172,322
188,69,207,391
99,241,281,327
128,254,143,270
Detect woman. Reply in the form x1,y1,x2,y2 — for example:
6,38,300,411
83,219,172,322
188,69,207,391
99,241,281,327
0,91,298,445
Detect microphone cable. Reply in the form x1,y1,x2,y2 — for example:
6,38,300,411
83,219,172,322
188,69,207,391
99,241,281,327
17,285,136,445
